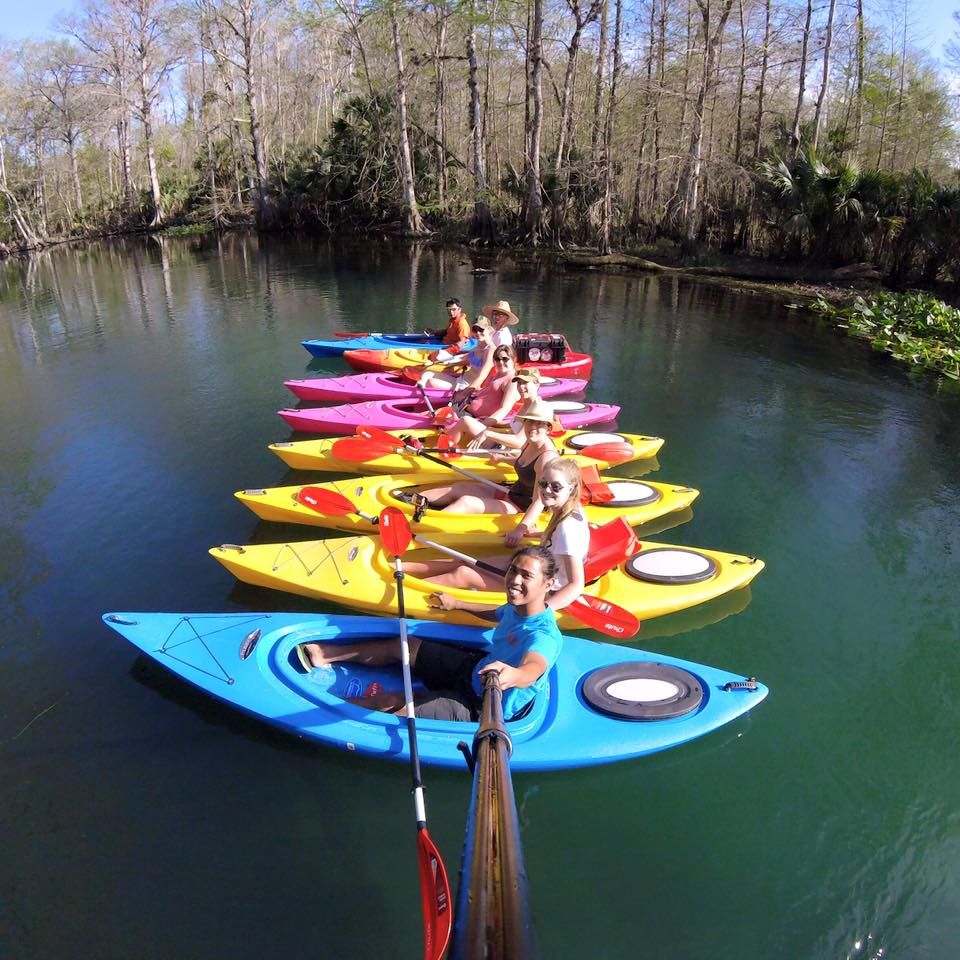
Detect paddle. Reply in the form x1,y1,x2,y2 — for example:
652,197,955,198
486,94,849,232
361,423,636,466
379,507,453,960
432,405,457,427
351,428,635,467
331,436,462,463
294,488,640,637
417,382,437,416
413,532,641,639
354,427,508,492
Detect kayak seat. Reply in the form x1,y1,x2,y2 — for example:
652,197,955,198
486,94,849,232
583,518,640,584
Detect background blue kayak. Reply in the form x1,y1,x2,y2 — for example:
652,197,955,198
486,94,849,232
302,332,476,358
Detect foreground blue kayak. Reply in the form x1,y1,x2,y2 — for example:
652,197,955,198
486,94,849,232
302,333,476,358
102,612,767,771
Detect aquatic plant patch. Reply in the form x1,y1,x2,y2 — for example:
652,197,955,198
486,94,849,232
809,292,960,381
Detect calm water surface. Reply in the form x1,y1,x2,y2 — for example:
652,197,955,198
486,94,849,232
1,235,958,959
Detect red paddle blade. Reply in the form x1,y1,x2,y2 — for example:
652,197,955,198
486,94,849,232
379,507,412,556
402,365,426,382
295,486,357,516
570,594,641,638
356,425,404,448
578,441,636,465
334,331,370,338
331,437,401,462
433,406,456,426
579,464,614,504
434,434,461,460
417,828,453,960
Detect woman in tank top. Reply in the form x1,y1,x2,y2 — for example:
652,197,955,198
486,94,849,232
414,401,558,515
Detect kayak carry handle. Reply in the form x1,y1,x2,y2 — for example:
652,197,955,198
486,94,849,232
723,678,759,692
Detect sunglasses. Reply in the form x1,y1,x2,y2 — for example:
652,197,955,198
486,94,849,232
538,479,566,492
494,355,511,363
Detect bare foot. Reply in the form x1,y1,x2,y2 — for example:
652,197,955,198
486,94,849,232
302,643,331,668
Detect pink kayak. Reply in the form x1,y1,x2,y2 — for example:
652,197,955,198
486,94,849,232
278,398,620,435
283,372,588,404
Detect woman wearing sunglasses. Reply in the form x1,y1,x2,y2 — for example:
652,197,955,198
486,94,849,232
410,458,589,614
416,315,497,393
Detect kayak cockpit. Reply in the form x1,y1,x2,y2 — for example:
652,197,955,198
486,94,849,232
270,625,551,747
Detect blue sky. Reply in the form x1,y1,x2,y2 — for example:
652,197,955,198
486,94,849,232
2,0,959,61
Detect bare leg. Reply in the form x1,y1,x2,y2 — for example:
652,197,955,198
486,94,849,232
301,635,422,669
404,556,506,590
422,479,496,508
418,371,459,390
442,493,519,515
445,416,485,447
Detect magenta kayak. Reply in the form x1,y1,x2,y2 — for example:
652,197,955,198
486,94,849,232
283,372,588,404
278,398,620,434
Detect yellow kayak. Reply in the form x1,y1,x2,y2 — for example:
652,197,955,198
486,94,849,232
269,428,665,476
234,472,699,540
209,535,765,630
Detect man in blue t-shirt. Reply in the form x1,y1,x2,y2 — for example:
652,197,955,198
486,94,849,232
298,546,563,722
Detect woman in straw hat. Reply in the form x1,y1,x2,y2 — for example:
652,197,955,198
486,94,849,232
458,367,547,452
482,300,520,349
413,399,558,515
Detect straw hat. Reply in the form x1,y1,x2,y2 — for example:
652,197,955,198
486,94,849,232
512,368,541,385
515,399,554,424
470,315,494,333
482,301,520,326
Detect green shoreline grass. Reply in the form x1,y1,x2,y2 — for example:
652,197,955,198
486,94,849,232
809,291,960,381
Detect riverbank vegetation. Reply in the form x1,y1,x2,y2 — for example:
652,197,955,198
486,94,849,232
1,0,959,289
810,291,960,381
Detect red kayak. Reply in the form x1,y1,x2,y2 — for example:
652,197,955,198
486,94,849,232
343,346,594,380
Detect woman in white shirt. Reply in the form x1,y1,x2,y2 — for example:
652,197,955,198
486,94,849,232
407,458,590,614
505,458,589,610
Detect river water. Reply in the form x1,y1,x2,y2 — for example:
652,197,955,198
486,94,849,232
1,234,958,959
